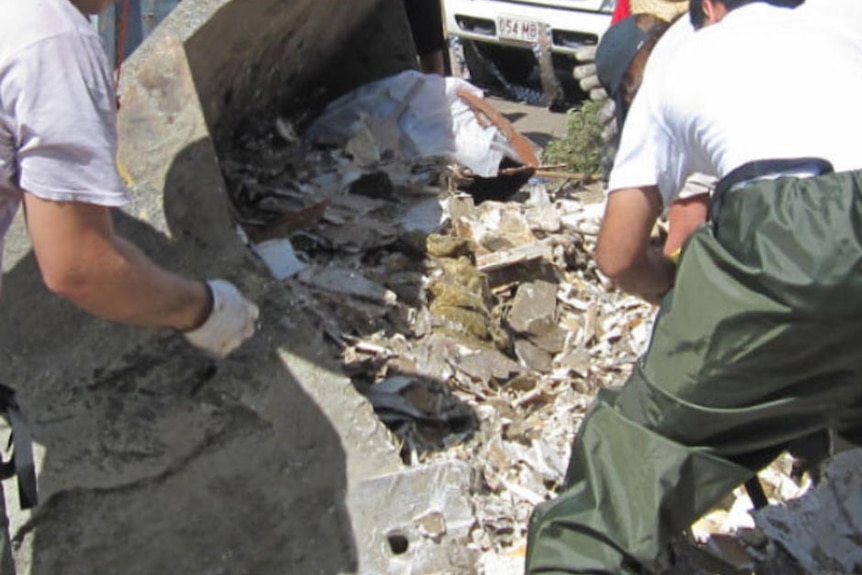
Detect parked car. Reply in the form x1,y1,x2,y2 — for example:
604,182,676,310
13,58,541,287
443,0,614,102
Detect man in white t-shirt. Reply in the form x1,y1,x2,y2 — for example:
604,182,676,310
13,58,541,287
0,0,258,357
0,0,259,544
595,13,717,260
526,1,862,573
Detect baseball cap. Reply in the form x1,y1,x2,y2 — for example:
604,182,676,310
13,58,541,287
595,16,650,128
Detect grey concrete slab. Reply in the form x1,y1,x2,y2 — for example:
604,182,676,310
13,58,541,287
348,460,477,575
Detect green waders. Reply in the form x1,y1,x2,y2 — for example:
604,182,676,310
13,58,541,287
526,168,862,574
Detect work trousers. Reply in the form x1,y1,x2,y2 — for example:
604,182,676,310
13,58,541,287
402,0,445,56
0,421,16,574
525,169,862,574
0,385,38,575
0,487,12,574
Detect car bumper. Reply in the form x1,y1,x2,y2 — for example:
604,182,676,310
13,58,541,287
445,0,612,55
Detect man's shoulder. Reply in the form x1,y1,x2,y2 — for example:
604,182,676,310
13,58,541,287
0,0,89,65
653,17,694,60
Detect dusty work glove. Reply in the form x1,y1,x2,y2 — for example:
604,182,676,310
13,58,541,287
597,97,618,141
573,45,607,101
597,97,620,183
573,44,618,153
184,279,259,358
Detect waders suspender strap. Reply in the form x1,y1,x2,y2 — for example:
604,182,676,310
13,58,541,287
709,157,835,227
0,384,38,510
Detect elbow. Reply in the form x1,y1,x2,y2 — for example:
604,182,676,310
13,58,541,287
41,266,99,306
596,254,625,280
596,242,636,281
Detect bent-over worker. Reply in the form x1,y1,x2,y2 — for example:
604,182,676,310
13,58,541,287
526,0,861,573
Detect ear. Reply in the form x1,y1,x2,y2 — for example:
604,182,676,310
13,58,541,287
702,0,729,25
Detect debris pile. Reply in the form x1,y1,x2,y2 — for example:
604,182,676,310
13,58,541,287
220,75,858,574
222,86,656,569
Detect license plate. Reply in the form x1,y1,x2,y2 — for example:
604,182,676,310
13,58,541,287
497,15,541,43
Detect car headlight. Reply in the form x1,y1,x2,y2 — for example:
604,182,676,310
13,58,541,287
599,0,616,14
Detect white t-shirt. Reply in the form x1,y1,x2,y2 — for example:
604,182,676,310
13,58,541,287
800,0,862,40
609,17,717,203
0,0,128,281
608,3,862,206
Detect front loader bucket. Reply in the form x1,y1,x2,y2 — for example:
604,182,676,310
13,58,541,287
115,0,418,277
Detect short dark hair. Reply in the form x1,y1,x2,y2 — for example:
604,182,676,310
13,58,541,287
690,0,805,29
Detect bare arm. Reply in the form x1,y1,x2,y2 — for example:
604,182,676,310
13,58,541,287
663,193,709,257
596,186,676,304
23,193,211,331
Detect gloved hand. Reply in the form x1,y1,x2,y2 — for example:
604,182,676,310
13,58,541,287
598,97,618,141
600,128,619,185
572,45,607,100
184,279,259,358
573,44,617,139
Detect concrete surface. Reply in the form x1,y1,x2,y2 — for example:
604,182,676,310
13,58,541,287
485,95,568,150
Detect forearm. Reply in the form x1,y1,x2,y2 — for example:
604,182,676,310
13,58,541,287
663,193,709,257
596,186,675,304
613,244,676,304
70,236,212,330
24,195,211,331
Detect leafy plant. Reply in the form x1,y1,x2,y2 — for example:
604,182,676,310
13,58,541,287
541,99,605,176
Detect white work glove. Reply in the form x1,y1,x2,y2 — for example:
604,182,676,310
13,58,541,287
573,45,618,183
598,97,618,141
599,101,620,184
573,45,607,100
184,279,259,358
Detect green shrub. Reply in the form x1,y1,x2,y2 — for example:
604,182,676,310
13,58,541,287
542,99,605,176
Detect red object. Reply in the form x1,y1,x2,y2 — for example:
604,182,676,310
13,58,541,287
115,0,130,98
611,0,632,24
